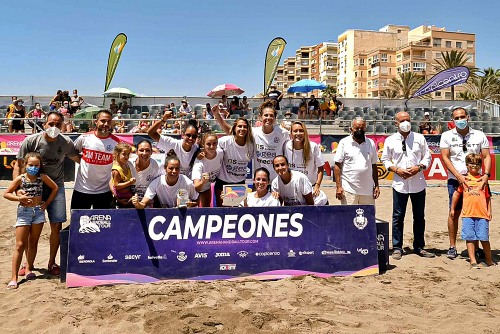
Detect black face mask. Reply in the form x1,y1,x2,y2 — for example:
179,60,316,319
352,129,366,141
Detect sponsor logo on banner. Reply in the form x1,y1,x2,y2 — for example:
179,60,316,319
125,254,142,260
287,250,296,257
357,248,369,255
299,251,314,256
194,253,208,258
237,251,249,258
255,251,280,256
176,251,188,262
353,208,368,230
321,250,351,255
147,254,167,260
78,214,112,233
377,234,385,251
219,264,237,271
102,254,118,263
215,252,230,257
78,255,95,264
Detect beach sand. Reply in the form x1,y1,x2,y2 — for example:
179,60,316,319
1,180,499,334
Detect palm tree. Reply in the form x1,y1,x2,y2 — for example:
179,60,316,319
460,68,500,102
321,85,337,99
380,88,398,98
387,72,425,99
434,50,478,100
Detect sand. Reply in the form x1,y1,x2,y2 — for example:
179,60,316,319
1,180,499,334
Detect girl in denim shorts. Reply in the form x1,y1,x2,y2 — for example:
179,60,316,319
4,152,58,289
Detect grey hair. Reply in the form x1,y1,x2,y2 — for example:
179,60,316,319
351,117,366,127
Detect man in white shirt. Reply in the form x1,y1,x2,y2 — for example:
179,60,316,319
381,112,434,260
440,107,491,259
334,118,380,205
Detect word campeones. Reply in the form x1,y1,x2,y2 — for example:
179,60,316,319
148,213,304,240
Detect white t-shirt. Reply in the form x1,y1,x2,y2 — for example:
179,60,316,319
253,125,289,179
440,128,489,179
191,148,224,192
74,133,120,194
157,135,199,177
284,140,325,185
134,158,162,199
144,174,198,208
334,136,378,196
218,135,254,183
271,171,313,206
240,191,281,207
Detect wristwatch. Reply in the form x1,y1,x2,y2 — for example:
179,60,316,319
418,165,425,172
485,172,491,177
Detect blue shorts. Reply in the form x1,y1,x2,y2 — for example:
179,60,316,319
44,185,67,223
447,179,462,211
461,217,489,241
16,206,45,227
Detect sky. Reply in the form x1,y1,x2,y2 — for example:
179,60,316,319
1,0,499,97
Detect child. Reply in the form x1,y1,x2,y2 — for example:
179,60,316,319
450,153,494,268
4,152,58,289
111,142,136,208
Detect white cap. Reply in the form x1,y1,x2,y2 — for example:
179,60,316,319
424,112,430,116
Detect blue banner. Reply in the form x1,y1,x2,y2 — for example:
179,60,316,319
412,66,470,98
66,205,378,287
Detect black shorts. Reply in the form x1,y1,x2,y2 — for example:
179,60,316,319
71,190,114,210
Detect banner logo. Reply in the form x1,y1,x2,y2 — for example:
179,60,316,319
176,251,188,262
411,66,470,98
219,264,237,271
102,254,118,263
105,33,128,92
237,251,249,258
353,208,368,230
264,37,287,95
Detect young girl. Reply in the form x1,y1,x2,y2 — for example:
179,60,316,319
111,142,137,208
240,167,280,207
192,132,223,207
4,152,58,289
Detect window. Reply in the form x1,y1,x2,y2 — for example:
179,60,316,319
402,63,410,73
373,79,379,87
373,55,379,63
354,59,358,66
456,42,462,49
467,54,474,63
435,91,442,97
433,38,441,47
445,41,452,48
372,67,379,76
359,59,365,66
381,53,388,62
413,62,426,71
467,41,474,48
354,71,358,78
435,52,442,59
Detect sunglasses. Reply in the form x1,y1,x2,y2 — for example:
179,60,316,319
185,133,198,139
402,139,406,153
462,139,467,152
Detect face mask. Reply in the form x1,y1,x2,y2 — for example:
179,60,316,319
142,115,147,119
399,121,411,133
36,106,41,110
64,104,69,107
352,129,366,140
26,166,40,175
45,126,60,138
455,119,468,130
18,102,23,106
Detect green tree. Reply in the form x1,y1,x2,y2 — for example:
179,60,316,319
434,50,478,100
322,85,337,99
386,72,425,99
461,68,500,101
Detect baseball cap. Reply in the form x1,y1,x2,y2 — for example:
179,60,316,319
424,112,430,116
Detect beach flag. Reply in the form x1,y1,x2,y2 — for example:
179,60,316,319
411,66,470,98
264,37,287,95
104,33,128,92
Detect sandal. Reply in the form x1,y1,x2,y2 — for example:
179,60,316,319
6,281,18,289
48,263,60,276
26,273,36,281
18,262,27,276
470,263,480,269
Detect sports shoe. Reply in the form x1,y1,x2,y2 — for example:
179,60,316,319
446,247,458,259
415,248,436,258
392,249,402,260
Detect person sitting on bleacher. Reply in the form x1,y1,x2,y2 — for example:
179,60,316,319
109,99,119,114
241,96,250,112
119,98,130,113
178,99,193,118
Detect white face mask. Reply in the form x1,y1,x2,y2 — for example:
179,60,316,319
45,126,61,139
399,121,411,133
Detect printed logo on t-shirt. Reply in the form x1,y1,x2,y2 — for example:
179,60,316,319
82,148,113,165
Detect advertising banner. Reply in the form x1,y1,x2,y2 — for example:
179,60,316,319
264,37,287,95
66,205,378,287
105,33,128,92
411,66,470,98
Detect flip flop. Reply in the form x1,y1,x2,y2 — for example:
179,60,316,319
6,281,18,289
48,263,60,276
18,263,27,276
25,273,36,281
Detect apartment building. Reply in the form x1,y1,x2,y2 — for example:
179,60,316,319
338,24,476,99
274,42,338,97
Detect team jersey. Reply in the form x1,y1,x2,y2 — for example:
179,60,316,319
157,135,199,177
74,132,120,194
134,158,162,199
218,135,254,183
191,148,224,192
271,171,313,206
252,125,289,179
284,140,324,185
457,173,491,220
144,174,198,208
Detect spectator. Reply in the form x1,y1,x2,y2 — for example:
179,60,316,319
329,95,343,119
26,103,46,133
297,98,308,119
14,111,80,276
10,99,26,133
230,96,242,114
61,91,71,105
218,95,231,111
71,110,120,210
178,99,193,118
307,95,320,119
5,97,17,132
109,99,119,113
113,111,126,133
132,155,199,209
280,111,292,131
334,118,379,204
59,101,74,133
170,102,176,111
50,90,62,105
266,85,283,110
381,111,434,260
138,113,151,133
419,112,433,134
320,98,330,120
70,89,84,113
241,96,250,112
440,107,491,259
204,103,214,119
119,98,130,113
